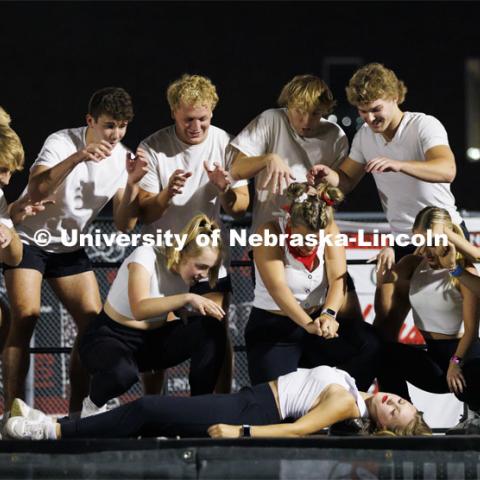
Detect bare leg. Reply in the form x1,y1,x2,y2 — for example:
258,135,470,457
3,269,42,412
48,271,102,414
207,291,232,394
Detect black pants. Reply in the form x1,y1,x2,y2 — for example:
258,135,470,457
79,311,226,406
377,338,480,411
60,383,280,438
245,308,380,391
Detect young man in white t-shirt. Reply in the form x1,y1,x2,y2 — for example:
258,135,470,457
133,74,249,393
2,88,148,415
308,63,463,269
229,75,362,320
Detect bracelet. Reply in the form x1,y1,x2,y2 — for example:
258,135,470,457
450,355,463,366
449,265,464,277
321,308,337,319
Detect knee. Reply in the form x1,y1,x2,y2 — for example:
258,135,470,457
95,361,138,394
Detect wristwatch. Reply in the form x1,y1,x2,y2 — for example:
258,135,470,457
242,424,251,437
321,308,337,319
450,355,463,366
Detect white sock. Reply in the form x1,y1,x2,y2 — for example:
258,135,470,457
44,421,58,440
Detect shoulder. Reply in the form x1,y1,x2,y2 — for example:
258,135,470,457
44,127,82,145
127,245,157,265
140,126,174,150
318,118,347,139
395,253,423,280
208,125,232,144
406,112,445,129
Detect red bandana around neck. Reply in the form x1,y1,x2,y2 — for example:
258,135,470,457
285,224,319,272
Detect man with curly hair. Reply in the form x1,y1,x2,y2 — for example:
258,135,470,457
2,87,146,417
308,63,463,264
117,74,249,401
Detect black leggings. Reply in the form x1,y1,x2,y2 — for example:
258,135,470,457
60,383,280,439
245,308,381,391
79,311,226,405
378,338,480,411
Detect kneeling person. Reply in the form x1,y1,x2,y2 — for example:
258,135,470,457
78,214,227,417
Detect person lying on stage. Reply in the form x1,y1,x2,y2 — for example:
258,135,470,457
245,181,380,390
4,364,431,440
77,214,227,418
374,206,480,433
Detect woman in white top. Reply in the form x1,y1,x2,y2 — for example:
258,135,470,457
245,182,380,390
78,214,227,418
4,365,431,440
375,206,480,417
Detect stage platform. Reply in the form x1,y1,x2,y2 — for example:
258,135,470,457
1,435,480,479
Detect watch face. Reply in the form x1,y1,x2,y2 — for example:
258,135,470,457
326,309,337,316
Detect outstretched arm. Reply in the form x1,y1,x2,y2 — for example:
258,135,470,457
373,254,420,341
308,157,365,194
28,140,114,202
208,384,359,438
127,263,224,322
230,150,295,195
365,145,456,183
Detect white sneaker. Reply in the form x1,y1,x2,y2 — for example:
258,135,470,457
11,398,50,423
4,417,55,440
81,396,107,418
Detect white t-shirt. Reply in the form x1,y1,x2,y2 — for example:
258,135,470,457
278,366,368,421
17,127,129,253
230,108,348,234
0,190,13,229
349,112,461,235
409,258,464,335
106,245,188,323
138,125,247,277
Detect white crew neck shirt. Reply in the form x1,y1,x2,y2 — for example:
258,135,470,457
349,112,461,235
16,126,128,253
230,108,348,235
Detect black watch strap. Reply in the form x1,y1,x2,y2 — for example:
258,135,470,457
242,424,251,437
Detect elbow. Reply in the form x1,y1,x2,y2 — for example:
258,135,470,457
114,218,136,233
27,185,46,203
230,166,243,181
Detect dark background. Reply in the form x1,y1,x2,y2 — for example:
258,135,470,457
1,1,479,214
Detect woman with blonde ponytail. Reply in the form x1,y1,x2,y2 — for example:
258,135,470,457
375,206,480,433
245,182,380,390
77,214,228,418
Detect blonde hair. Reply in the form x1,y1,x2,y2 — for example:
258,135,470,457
358,411,431,436
0,106,25,172
167,74,219,112
413,206,468,287
278,75,336,115
162,214,223,288
346,63,407,106
286,182,344,231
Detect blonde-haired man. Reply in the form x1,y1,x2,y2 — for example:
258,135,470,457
119,74,249,398
230,74,347,236
309,63,463,266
